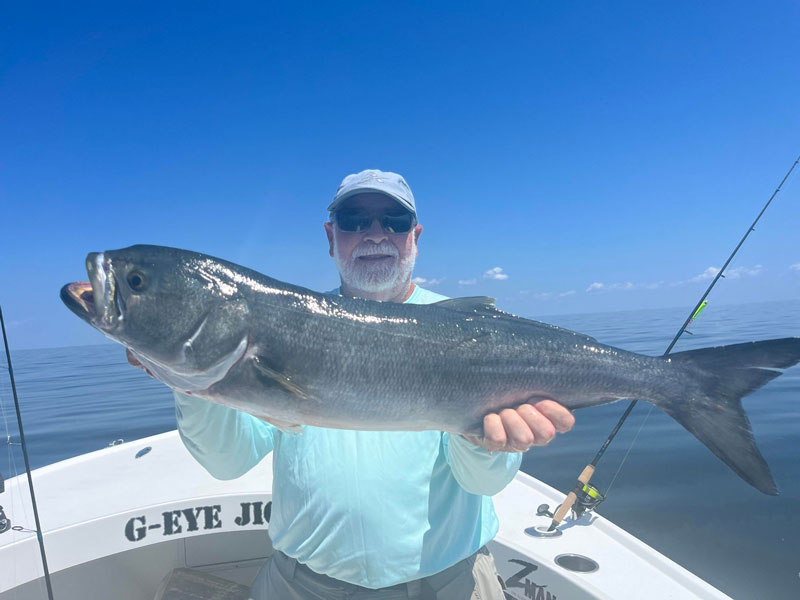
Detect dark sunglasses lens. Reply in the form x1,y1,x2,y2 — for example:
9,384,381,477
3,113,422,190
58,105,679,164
335,210,415,233
336,212,372,232
381,213,414,233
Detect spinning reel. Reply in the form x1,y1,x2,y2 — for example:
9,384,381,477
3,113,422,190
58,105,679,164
537,481,606,522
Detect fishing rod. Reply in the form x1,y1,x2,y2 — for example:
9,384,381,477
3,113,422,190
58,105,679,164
539,153,800,534
0,306,55,600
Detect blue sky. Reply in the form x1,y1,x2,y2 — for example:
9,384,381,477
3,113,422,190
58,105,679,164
2,1,799,349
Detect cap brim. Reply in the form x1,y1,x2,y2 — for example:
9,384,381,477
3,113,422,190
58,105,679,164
327,188,416,215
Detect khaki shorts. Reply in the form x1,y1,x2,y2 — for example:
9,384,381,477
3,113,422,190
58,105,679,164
249,546,505,599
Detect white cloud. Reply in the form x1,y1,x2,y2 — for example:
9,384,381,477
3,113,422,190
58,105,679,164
7,317,34,328
586,281,658,293
726,264,762,279
690,264,761,283
583,265,761,294
791,263,800,272
586,281,635,292
483,267,508,281
523,289,576,300
412,276,443,286
691,267,720,282
458,279,477,285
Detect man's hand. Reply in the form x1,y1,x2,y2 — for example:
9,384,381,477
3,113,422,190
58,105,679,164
463,400,575,453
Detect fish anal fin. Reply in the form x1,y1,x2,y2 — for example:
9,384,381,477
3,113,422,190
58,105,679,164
257,415,305,435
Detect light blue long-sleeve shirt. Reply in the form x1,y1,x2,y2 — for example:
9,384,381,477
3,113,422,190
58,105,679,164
175,285,522,588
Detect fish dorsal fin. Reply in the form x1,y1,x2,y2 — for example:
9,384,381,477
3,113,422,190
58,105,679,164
432,297,499,315
433,296,599,343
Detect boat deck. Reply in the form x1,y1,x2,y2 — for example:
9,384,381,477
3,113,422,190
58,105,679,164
0,430,730,599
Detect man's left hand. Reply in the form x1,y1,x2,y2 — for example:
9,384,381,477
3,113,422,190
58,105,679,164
464,400,575,453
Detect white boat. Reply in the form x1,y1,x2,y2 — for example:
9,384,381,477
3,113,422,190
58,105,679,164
0,430,731,600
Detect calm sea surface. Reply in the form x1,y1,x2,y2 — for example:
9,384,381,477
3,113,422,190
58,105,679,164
1,300,799,599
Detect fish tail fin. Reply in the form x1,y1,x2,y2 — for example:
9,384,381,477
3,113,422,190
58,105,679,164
663,337,800,495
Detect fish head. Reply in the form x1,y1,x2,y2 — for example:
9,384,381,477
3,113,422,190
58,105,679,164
61,245,251,387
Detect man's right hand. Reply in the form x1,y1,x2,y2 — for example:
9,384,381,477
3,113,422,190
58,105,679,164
462,400,575,453
126,349,155,378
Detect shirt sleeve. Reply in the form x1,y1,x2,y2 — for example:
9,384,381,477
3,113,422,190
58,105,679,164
174,391,277,480
442,433,522,496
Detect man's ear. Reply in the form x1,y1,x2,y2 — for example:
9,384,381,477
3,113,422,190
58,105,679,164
324,222,335,257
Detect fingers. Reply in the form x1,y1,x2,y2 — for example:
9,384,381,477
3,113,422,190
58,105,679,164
531,399,575,433
482,406,551,452
477,400,575,453
515,404,556,447
482,413,507,451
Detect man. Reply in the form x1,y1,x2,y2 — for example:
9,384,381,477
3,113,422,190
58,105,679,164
167,170,575,599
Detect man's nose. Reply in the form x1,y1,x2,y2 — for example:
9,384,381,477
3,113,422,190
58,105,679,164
362,217,388,243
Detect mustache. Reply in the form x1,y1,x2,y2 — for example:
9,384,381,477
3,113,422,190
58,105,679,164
352,243,399,259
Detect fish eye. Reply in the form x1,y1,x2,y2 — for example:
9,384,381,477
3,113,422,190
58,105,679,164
127,271,148,292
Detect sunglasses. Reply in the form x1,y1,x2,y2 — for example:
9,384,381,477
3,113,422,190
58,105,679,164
334,209,416,234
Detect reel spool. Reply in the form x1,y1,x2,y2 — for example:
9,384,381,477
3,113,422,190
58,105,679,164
571,482,605,518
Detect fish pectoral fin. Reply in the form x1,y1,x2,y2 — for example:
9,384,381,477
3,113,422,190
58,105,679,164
257,415,305,435
252,355,315,402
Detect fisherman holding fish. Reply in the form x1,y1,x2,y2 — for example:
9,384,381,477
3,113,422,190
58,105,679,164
57,144,800,596
137,170,575,599
60,166,795,596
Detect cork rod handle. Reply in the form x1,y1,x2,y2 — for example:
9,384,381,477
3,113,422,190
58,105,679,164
549,464,595,529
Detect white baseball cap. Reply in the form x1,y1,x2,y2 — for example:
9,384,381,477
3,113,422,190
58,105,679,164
328,169,417,217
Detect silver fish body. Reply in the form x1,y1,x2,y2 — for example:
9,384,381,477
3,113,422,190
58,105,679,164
61,245,800,494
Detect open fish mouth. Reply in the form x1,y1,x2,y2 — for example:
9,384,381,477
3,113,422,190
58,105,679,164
60,252,123,330
60,281,96,321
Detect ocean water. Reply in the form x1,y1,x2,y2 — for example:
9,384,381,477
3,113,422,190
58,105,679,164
1,299,799,599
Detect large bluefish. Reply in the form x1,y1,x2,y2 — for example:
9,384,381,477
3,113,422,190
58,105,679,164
61,245,800,494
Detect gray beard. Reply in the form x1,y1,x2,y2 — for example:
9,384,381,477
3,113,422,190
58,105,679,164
333,238,416,293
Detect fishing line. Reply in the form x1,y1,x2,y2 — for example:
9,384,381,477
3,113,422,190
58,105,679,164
1,375,13,441
603,404,655,495
0,306,55,600
1,340,32,595
546,153,800,531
